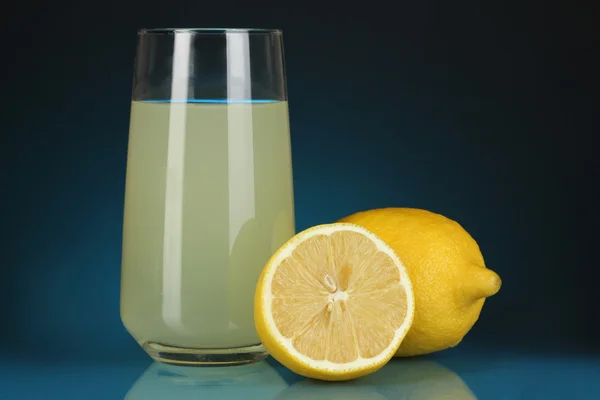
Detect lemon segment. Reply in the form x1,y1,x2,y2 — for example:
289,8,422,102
254,223,415,381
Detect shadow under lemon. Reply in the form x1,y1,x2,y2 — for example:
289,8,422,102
275,358,477,400
124,360,289,400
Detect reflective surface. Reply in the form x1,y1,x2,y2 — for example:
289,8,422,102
3,348,599,399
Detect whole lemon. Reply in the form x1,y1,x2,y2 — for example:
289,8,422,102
339,207,501,356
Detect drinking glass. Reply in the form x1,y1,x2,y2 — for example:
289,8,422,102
120,28,295,365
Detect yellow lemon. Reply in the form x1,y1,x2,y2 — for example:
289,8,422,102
254,223,415,381
339,208,501,357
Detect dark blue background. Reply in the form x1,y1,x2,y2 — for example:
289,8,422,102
1,0,597,368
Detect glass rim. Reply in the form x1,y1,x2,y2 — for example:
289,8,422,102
138,28,282,35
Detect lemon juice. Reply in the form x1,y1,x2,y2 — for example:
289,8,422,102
120,100,295,352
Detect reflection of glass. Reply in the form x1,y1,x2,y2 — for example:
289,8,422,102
124,361,289,400
275,359,477,400
120,28,295,365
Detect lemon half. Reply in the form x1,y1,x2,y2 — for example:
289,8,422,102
254,223,415,381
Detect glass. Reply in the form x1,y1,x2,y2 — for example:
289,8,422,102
120,28,295,365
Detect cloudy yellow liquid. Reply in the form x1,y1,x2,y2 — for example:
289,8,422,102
120,100,295,349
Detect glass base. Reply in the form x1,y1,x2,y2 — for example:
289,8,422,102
142,342,269,366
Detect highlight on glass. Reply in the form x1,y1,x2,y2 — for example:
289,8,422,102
120,28,295,365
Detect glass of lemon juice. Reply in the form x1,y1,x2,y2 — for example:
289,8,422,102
120,28,295,365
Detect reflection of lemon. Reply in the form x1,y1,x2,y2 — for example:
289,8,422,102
276,358,476,400
274,380,387,400
361,358,477,399
228,218,263,344
124,360,288,400
254,223,415,381
339,208,501,357
270,208,296,254
228,210,295,343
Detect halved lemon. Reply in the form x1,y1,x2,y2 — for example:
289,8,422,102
254,223,415,381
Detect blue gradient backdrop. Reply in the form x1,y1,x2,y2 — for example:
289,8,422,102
1,1,597,366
